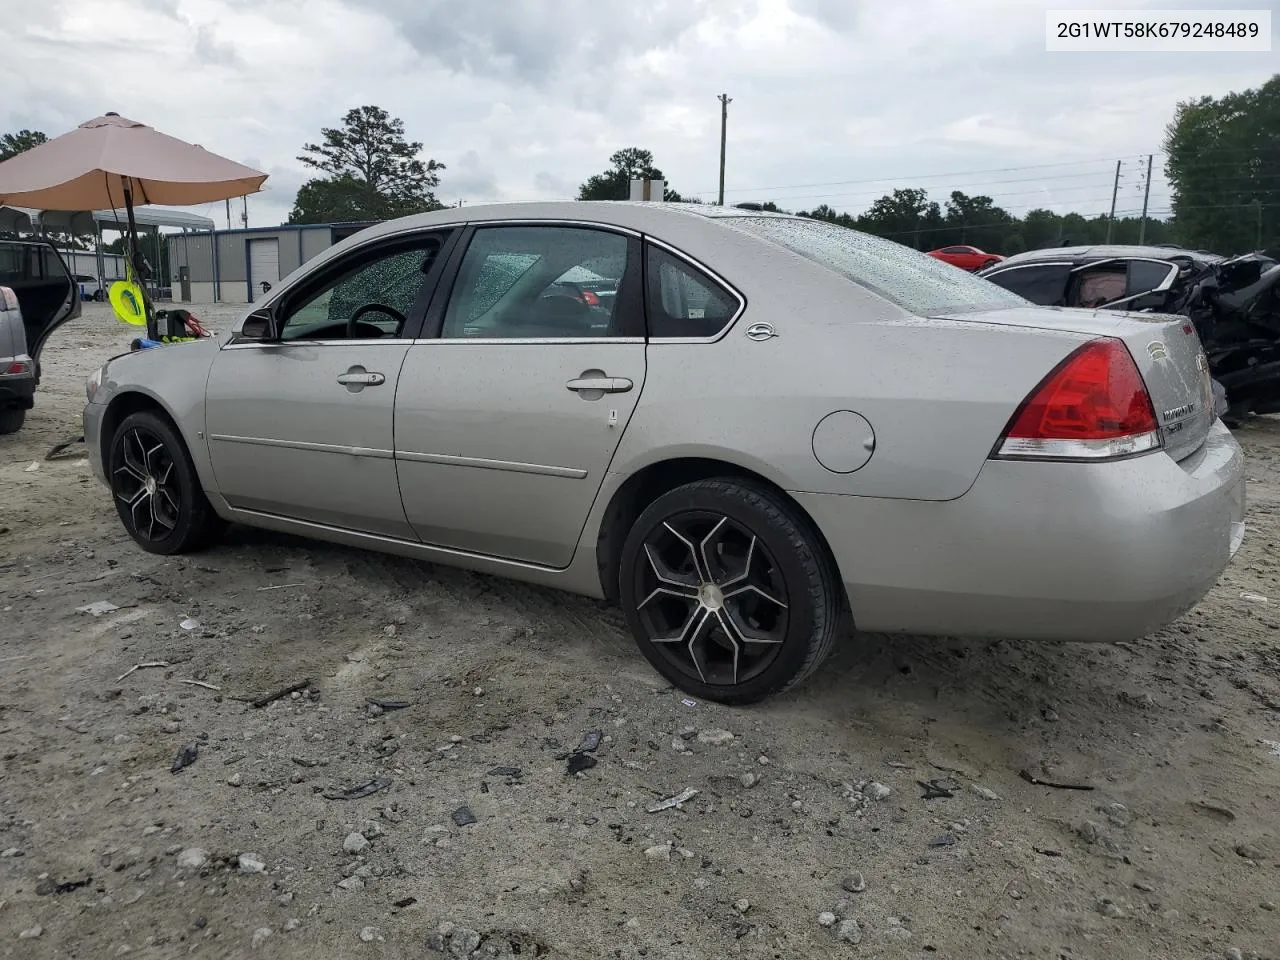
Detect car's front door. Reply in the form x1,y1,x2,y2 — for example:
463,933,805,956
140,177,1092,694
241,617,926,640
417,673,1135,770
394,223,646,567
204,230,455,537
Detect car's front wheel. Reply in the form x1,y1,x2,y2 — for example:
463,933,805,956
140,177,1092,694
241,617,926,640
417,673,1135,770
618,478,843,705
108,410,223,554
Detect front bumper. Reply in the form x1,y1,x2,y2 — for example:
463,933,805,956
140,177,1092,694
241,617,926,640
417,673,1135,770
83,400,108,485
796,419,1246,642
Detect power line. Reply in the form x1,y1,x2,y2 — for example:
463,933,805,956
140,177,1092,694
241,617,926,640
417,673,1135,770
697,151,1279,202
688,154,1156,198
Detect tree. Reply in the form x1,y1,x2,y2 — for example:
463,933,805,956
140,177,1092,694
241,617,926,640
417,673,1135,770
854,188,942,248
941,191,1014,251
0,129,47,162
578,148,682,201
289,106,444,224
1165,74,1280,254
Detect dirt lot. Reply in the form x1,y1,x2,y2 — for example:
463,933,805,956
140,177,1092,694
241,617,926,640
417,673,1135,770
2,302,1279,959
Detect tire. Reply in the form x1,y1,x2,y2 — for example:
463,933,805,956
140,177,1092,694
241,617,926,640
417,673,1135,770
0,407,25,434
108,410,223,554
618,478,843,705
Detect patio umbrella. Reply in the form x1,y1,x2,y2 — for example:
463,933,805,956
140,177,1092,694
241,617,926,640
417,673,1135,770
0,112,267,327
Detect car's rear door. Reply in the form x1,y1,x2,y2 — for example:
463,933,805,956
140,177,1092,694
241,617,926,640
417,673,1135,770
204,229,457,538
0,241,79,376
394,222,646,567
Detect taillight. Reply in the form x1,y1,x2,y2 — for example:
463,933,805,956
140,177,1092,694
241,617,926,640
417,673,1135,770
0,286,18,312
6,361,28,375
995,338,1160,460
581,290,600,306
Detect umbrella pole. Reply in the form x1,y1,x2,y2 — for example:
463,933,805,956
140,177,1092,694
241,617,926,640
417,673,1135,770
122,180,156,339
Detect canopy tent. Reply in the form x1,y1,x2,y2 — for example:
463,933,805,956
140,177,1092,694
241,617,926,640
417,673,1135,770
0,113,265,331
0,206,34,233
0,204,214,234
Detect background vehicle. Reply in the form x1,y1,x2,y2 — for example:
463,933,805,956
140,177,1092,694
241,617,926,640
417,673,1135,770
979,245,1280,423
83,203,1243,704
927,244,1004,271
0,238,80,433
75,274,106,301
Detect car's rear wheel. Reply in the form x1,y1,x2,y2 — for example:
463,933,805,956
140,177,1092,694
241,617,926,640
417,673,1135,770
109,410,222,554
618,478,843,705
0,407,25,434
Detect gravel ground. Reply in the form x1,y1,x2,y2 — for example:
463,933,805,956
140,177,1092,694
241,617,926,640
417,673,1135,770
1,302,1279,959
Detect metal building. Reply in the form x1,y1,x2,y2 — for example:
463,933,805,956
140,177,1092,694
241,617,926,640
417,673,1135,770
166,221,377,304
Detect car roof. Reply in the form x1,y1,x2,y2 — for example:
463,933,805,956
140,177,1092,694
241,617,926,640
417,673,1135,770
992,243,1222,269
351,200,797,240
0,237,59,249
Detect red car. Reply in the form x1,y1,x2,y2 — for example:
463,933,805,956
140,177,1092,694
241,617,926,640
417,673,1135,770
927,245,1004,271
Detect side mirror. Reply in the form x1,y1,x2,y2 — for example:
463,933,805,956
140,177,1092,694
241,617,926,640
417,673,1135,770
239,308,276,341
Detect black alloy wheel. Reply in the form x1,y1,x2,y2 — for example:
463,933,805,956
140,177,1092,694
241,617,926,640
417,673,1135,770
619,478,843,705
109,410,223,554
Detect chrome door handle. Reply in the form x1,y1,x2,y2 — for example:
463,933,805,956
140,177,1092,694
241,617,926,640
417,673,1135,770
566,376,633,393
337,371,385,386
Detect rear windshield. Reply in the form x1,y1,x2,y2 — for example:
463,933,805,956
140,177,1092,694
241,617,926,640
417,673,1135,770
726,217,1028,316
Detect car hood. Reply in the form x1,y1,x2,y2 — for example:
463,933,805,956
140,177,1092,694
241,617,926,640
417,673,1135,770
101,335,221,392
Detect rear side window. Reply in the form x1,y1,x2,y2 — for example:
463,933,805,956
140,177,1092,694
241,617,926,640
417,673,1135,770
727,217,1026,316
986,264,1071,305
645,245,740,338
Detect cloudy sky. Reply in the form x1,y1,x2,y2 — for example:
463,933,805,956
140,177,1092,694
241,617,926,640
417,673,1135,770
1,0,1275,231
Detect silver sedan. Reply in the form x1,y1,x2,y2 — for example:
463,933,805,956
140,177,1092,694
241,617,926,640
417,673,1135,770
83,202,1246,703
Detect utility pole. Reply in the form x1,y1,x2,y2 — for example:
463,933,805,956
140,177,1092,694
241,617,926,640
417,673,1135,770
1105,159,1121,243
717,93,732,206
225,198,231,231
1137,153,1152,244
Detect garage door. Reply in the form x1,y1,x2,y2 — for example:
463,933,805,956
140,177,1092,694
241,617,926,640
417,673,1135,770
248,238,280,302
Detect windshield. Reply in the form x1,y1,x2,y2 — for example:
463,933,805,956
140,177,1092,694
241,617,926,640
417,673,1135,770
726,217,1028,316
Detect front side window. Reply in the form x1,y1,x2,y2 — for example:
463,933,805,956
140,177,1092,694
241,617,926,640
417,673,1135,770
1126,259,1176,296
728,217,1027,315
1072,264,1127,307
441,226,630,339
279,237,446,341
645,245,740,338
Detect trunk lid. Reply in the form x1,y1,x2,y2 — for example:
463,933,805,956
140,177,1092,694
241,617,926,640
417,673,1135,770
938,305,1214,462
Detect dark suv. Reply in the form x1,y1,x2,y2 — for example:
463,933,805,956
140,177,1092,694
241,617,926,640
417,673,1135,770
0,238,81,433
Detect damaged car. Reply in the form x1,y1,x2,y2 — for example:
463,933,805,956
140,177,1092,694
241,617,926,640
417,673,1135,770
978,245,1279,424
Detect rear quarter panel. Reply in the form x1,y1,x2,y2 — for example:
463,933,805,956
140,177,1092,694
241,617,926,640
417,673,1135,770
613,234,1091,501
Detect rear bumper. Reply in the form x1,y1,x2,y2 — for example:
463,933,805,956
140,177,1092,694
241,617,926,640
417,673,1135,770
0,371,35,409
796,419,1245,642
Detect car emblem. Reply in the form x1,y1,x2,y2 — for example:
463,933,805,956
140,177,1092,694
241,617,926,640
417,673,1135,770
1147,341,1168,361
745,322,778,341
